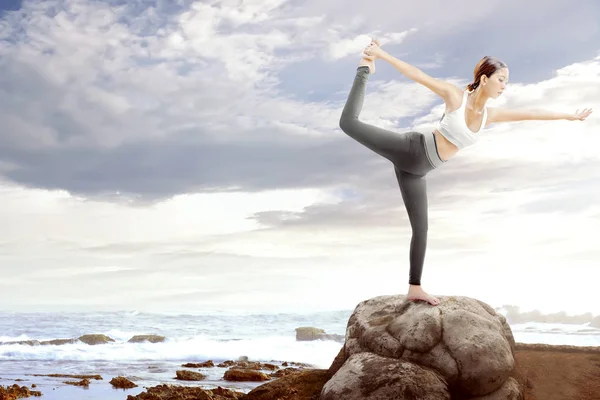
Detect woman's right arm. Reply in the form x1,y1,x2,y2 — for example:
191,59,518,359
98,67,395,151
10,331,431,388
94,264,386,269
380,52,459,102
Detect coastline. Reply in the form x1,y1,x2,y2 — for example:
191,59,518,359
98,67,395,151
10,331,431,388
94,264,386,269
2,342,600,400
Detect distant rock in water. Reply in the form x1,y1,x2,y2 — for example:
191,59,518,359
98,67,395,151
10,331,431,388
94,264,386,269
182,360,215,368
223,369,270,382
295,327,344,343
127,335,166,343
0,338,78,346
78,334,115,345
40,339,78,346
175,370,206,381
320,295,522,400
63,378,90,387
110,377,138,389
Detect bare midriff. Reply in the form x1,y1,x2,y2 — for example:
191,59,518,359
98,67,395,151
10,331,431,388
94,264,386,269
433,129,460,161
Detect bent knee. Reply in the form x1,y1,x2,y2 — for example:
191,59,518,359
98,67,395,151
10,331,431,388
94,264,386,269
339,114,359,133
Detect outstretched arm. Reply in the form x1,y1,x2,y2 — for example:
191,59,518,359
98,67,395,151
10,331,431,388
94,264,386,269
364,41,457,101
488,107,593,123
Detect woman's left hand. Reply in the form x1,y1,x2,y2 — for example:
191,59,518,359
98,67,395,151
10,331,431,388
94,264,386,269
570,108,593,121
363,38,385,59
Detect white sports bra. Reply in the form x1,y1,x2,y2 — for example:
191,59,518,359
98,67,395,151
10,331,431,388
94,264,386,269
436,91,487,149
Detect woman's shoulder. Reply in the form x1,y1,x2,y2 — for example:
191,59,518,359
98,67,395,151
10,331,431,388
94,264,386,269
443,86,466,113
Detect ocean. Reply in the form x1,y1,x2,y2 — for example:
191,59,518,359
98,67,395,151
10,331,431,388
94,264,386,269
1,309,600,399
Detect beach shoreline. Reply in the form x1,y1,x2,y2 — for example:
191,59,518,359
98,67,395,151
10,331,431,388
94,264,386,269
2,342,600,400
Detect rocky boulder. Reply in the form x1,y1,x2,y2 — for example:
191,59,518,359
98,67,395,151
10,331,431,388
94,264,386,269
322,295,522,400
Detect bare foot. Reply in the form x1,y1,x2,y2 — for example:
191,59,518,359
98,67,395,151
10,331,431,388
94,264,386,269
407,285,440,306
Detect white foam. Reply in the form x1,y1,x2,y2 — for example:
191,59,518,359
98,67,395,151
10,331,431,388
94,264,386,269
0,335,342,369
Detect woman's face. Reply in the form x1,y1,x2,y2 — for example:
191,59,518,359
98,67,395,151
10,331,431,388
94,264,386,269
486,67,509,98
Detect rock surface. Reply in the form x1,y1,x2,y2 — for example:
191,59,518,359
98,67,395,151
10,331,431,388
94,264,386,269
326,295,519,399
0,384,42,399
77,334,115,345
110,376,138,388
321,352,450,400
128,335,166,343
244,369,330,400
223,369,270,382
126,384,244,400
175,370,206,381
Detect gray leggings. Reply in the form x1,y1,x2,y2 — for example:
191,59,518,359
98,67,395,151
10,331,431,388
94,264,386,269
339,66,446,286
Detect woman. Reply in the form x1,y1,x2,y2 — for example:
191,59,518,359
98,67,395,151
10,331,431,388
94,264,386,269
340,38,593,306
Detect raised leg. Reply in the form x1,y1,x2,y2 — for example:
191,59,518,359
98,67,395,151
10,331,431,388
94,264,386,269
339,67,413,163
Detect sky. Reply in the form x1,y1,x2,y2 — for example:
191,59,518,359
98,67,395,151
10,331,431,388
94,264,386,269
0,0,599,315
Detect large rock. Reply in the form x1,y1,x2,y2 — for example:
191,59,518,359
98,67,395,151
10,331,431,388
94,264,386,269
321,352,450,400
324,295,521,400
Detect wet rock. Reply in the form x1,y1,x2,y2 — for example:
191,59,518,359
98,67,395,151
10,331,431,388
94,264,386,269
181,360,214,368
125,384,244,399
0,340,40,346
63,379,90,387
40,339,78,346
128,335,166,343
78,334,115,345
174,370,206,381
223,369,270,382
0,384,42,399
245,369,330,400
270,367,300,378
282,361,312,368
217,360,236,368
31,374,102,380
110,377,138,389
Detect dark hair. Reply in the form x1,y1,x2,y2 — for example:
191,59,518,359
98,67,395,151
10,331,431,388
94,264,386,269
467,56,507,91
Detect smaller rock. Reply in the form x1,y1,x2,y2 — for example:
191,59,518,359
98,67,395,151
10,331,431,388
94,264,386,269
217,360,236,368
125,384,245,399
110,377,138,389
78,334,115,345
182,360,214,368
40,339,78,346
31,373,103,380
0,384,42,399
64,378,90,387
127,335,166,343
270,368,300,378
223,369,270,382
175,370,206,381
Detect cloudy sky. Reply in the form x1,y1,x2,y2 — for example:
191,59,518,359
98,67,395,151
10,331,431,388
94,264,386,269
0,0,599,315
